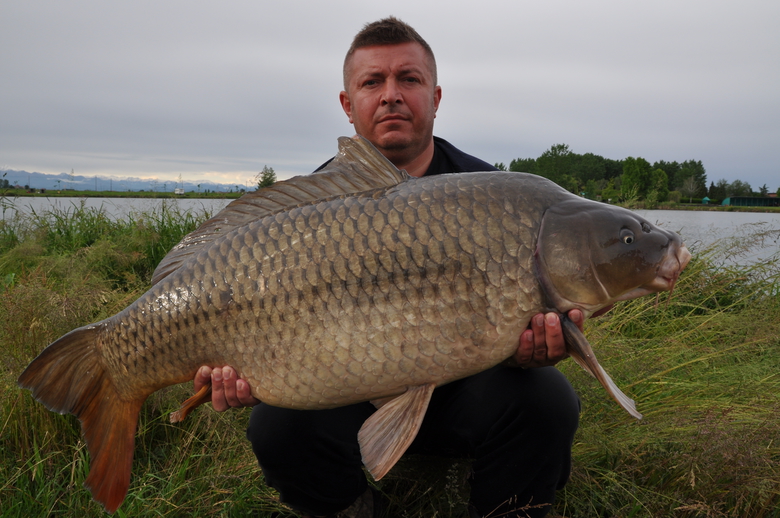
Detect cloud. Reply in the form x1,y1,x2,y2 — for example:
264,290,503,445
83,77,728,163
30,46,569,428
1,0,778,190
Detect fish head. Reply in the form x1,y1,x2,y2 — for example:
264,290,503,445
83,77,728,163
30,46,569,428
535,198,691,315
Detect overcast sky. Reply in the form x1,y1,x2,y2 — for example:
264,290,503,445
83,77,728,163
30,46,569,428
2,0,778,191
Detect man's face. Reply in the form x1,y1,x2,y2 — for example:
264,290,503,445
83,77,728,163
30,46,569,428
340,42,442,166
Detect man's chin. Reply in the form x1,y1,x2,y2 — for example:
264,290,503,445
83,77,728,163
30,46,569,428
376,131,412,149
373,132,414,152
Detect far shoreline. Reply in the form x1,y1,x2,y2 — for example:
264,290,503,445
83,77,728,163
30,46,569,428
2,189,779,213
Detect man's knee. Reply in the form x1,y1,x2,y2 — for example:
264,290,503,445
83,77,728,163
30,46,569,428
472,366,580,436
517,366,580,432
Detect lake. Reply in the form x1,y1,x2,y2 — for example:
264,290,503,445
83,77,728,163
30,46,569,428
3,197,778,265
0,196,233,221
633,209,780,265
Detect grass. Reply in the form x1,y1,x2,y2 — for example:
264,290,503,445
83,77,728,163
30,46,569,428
1,202,779,517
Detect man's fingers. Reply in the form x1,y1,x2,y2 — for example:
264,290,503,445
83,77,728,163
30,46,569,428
568,308,584,332
530,314,546,348
516,328,535,365
194,365,212,393
236,379,260,406
222,366,240,407
210,366,229,412
193,364,258,411
544,313,568,361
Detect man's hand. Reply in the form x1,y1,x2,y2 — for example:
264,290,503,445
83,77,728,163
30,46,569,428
194,365,260,412
513,310,584,369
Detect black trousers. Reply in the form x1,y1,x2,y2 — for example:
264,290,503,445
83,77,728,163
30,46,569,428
246,365,580,517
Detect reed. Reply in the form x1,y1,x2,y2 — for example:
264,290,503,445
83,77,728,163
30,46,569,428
1,204,778,517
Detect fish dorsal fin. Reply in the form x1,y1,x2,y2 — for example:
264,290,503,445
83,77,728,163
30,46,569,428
358,383,435,481
151,136,409,285
560,315,643,419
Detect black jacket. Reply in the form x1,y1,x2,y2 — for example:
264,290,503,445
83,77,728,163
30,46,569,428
315,136,497,176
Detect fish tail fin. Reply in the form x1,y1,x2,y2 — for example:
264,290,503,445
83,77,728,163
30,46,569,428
18,325,145,513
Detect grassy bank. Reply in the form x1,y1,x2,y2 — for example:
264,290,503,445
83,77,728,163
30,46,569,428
1,204,779,517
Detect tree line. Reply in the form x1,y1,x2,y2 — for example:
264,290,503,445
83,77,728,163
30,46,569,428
495,144,776,204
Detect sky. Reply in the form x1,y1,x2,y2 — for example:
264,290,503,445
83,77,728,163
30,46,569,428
2,0,778,191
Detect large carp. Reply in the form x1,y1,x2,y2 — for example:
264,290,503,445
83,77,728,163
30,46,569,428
19,136,690,513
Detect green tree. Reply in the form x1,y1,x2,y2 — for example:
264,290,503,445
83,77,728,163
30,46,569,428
727,179,752,197
583,179,600,200
509,157,536,174
677,160,707,196
621,157,652,199
709,179,728,200
256,165,277,189
653,160,681,189
604,158,623,180
535,144,573,185
680,176,698,203
494,162,508,171
759,184,769,196
559,174,579,194
601,177,620,203
569,152,606,187
649,168,669,203
644,189,659,209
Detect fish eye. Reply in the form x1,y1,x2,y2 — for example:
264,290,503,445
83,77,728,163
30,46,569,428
620,228,635,245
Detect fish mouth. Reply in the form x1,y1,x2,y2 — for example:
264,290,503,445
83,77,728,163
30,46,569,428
615,244,692,302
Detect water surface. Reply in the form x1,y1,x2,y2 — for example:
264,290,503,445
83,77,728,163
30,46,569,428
4,197,778,265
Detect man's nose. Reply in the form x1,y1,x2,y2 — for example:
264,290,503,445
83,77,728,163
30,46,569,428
380,80,403,105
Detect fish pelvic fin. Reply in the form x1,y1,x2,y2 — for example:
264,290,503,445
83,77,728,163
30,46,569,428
17,325,146,513
358,383,435,481
170,383,212,423
560,315,643,420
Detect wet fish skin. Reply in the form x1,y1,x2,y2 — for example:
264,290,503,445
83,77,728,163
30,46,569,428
101,171,549,409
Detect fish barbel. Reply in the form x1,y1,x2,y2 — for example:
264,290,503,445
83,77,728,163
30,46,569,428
18,136,691,512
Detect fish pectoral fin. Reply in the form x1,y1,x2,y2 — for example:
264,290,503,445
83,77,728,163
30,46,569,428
170,383,213,423
358,383,436,481
560,314,643,420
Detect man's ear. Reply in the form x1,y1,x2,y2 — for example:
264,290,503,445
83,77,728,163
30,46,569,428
433,85,442,117
339,90,354,124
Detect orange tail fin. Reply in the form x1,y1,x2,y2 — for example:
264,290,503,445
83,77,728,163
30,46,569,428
18,325,147,513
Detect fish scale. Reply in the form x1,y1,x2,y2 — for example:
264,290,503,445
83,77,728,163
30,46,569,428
18,136,690,513
96,173,535,411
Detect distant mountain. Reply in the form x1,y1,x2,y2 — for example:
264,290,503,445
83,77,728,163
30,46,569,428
0,169,250,193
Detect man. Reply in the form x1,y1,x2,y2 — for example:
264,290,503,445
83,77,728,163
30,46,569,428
195,17,582,518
